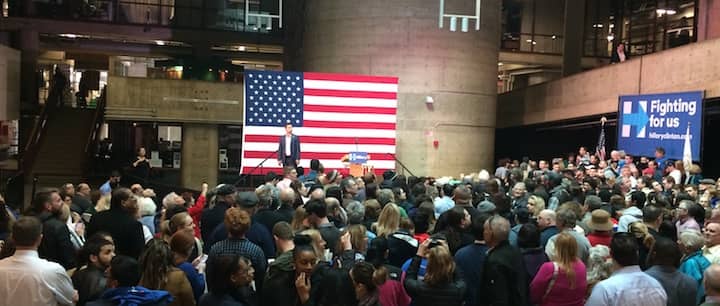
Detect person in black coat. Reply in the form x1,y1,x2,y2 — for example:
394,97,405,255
73,236,115,306
86,188,145,259
30,189,76,269
200,184,237,247
479,215,528,306
262,234,319,306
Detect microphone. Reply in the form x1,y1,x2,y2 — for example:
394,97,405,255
355,137,359,152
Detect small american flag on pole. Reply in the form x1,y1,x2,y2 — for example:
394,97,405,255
596,118,607,161
241,70,399,174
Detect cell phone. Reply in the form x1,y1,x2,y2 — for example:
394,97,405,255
199,254,208,264
81,213,92,223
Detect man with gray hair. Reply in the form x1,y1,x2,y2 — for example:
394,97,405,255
346,201,366,225
545,209,591,263
511,182,528,212
702,264,720,305
537,209,558,247
345,200,377,242
676,200,702,237
377,189,395,207
480,215,527,306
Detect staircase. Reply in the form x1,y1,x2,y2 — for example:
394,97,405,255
27,107,96,189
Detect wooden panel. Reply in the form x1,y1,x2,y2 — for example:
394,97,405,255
0,45,20,121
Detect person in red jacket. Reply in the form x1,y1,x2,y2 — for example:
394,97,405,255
186,183,208,239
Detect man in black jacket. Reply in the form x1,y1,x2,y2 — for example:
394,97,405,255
200,184,236,247
86,188,145,259
72,236,115,305
31,189,76,269
479,215,527,306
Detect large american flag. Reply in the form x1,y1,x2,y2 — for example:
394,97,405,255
240,70,398,175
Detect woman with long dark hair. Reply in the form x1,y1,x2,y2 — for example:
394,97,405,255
200,254,255,306
139,238,195,306
350,261,380,306
433,206,472,254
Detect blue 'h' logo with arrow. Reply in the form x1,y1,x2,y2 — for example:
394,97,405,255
621,100,649,138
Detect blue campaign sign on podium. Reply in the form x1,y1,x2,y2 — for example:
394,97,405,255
617,91,703,161
348,152,369,164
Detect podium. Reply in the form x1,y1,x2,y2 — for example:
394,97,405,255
347,151,370,177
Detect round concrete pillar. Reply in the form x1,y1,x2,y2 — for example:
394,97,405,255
301,0,500,176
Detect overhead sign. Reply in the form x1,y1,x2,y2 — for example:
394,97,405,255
617,91,703,161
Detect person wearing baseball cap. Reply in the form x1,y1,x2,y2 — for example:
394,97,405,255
586,209,614,247
200,184,237,244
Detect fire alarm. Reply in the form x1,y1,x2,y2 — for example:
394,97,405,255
433,139,439,148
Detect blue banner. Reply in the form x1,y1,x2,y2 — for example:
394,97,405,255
617,91,703,161
349,152,369,164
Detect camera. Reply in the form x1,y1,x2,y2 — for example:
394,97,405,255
428,239,442,249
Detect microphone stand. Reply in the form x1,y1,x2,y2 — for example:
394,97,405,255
236,150,278,187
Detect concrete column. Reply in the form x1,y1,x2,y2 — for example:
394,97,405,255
697,0,720,42
301,0,501,176
562,0,585,76
18,30,39,109
181,123,218,189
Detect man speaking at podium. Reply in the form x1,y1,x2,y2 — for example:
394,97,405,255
278,122,301,168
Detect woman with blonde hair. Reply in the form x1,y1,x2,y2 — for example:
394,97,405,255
291,206,310,232
299,228,328,261
346,224,369,254
162,212,202,262
403,239,465,306
527,195,546,219
530,232,587,306
629,221,656,269
586,245,613,296
372,203,401,238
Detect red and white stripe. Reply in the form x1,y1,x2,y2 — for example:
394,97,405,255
241,72,399,175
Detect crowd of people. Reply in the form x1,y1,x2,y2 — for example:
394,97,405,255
1,145,720,306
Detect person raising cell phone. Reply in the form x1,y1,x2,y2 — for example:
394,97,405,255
403,237,467,306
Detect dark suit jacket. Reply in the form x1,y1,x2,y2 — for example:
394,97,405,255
36,211,76,269
479,240,528,306
86,207,145,259
277,134,300,162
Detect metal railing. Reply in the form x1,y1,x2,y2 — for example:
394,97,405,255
84,86,107,177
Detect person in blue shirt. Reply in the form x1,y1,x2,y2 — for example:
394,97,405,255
454,213,490,306
99,171,121,196
655,147,668,172
88,255,173,306
299,159,321,183
433,184,455,218
170,232,205,304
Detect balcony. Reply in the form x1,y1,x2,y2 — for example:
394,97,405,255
5,0,283,35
